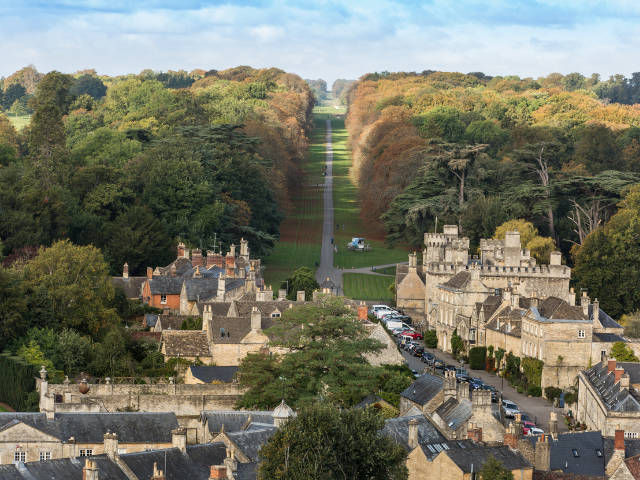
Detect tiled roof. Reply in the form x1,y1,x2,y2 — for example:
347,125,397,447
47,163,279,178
537,297,586,321
232,300,293,318
189,366,238,383
593,332,626,343
584,362,640,412
381,414,446,450
148,277,184,295
0,456,129,480
441,271,471,289
527,431,606,477
162,331,210,356
444,442,531,473
589,304,623,329
482,295,503,319
111,276,146,299
157,315,189,330
184,277,219,301
209,316,277,344
625,454,640,480
434,397,472,430
225,427,277,462
202,410,274,434
401,373,443,406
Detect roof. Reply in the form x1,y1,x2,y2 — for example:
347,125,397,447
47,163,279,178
625,454,640,480
54,412,179,443
381,414,446,450
584,362,640,412
482,295,503,319
161,331,211,357
202,411,275,434
188,366,238,383
148,277,184,295
183,277,219,302
537,297,587,321
111,276,146,299
144,313,158,327
593,332,626,343
0,456,129,480
202,302,232,316
400,373,444,406
434,397,472,430
157,315,189,330
225,427,277,462
120,443,227,480
444,443,531,473
209,315,276,344
589,304,623,329
441,271,471,289
527,431,606,477
231,300,292,318
355,394,387,409
0,413,60,439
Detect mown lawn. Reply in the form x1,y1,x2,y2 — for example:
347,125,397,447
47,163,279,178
373,266,396,276
331,116,408,269
262,112,326,290
343,273,395,301
6,113,31,130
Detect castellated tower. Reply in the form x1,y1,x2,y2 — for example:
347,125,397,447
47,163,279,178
424,225,469,266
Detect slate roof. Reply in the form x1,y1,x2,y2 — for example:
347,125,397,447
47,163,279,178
225,427,277,461
485,307,523,338
441,271,471,289
400,373,444,406
148,277,184,295
120,443,227,480
525,431,606,477
584,362,640,412
202,410,275,434
54,412,179,443
381,414,446,450
189,366,238,383
159,257,193,277
183,277,220,302
144,313,158,327
0,456,129,480
161,331,211,356
589,304,623,329
157,315,188,330
593,332,626,343
444,442,531,473
209,316,277,344
536,297,587,321
619,363,640,384
482,295,503,319
111,276,146,299
0,413,60,439
434,397,472,430
202,302,232,316
232,300,292,318
625,454,640,480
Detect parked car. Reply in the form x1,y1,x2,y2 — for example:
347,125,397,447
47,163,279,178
481,384,498,402
434,359,445,370
411,370,420,378
422,352,435,364
520,413,534,423
527,426,544,436
502,400,520,418
413,347,425,357
402,331,423,340
371,304,392,315
469,378,484,390
375,308,398,320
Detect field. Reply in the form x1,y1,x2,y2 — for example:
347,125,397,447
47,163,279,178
262,113,326,290
343,273,394,301
6,113,31,130
331,115,408,269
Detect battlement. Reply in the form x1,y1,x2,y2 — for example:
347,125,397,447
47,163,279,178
425,262,571,278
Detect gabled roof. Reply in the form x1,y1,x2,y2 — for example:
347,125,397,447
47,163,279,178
232,300,292,318
188,366,238,383
481,295,503,319
401,373,444,406
161,331,211,357
589,304,623,329
536,297,587,321
111,276,146,299
527,431,605,477
441,271,471,289
183,277,219,302
0,455,129,480
593,332,626,343
209,316,277,344
157,315,189,330
434,397,472,430
148,277,184,295
202,411,275,434
584,362,640,412
624,454,640,480
224,427,277,462
444,443,531,473
54,412,179,443
381,414,446,450
0,413,60,439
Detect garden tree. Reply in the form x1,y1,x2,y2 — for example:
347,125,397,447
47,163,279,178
0,267,29,350
621,312,640,338
1,83,26,110
493,219,556,264
5,65,43,94
424,330,438,348
610,342,639,362
90,327,130,377
69,74,107,99
451,329,464,358
236,297,386,409
573,124,623,173
285,266,319,300
258,403,408,480
573,186,640,317
22,240,119,335
305,79,327,101
479,456,514,480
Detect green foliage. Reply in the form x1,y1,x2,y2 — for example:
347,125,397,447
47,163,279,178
236,297,387,409
451,328,464,358
180,317,202,330
70,74,107,99
258,403,408,480
469,346,487,370
479,455,514,480
424,330,438,348
0,353,39,411
414,106,466,142
545,386,563,402
622,312,640,338
494,348,506,369
1,83,26,110
285,266,319,300
527,386,542,397
521,357,544,389
610,341,639,361
504,353,521,381
0,267,28,351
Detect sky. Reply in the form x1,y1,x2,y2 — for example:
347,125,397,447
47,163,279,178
1,0,640,85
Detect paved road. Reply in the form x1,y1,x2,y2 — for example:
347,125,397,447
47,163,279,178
315,118,343,293
399,341,567,433
347,262,408,277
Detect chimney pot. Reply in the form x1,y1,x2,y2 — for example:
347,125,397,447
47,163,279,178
123,263,129,279
357,302,368,321
209,465,228,479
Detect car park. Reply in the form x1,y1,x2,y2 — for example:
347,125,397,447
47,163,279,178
502,400,520,418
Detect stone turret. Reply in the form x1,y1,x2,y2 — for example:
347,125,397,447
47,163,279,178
273,399,295,428
443,370,457,401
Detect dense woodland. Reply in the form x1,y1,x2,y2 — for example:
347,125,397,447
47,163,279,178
346,70,640,317
0,65,313,385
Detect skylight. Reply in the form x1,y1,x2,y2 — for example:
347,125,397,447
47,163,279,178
572,449,579,457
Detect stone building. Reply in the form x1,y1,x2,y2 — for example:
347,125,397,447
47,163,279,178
577,359,640,437
399,373,445,416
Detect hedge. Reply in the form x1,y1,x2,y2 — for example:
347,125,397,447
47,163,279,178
0,353,39,411
469,346,487,370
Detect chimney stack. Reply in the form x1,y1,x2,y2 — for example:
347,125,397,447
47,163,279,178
191,249,203,267
146,267,153,280
358,302,368,321
408,418,419,450
296,291,305,302
225,252,235,277
534,434,551,472
467,423,482,443
606,428,627,477
608,358,617,374
177,242,186,259
592,298,600,322
615,429,625,451
172,427,187,453
408,252,417,270
549,411,558,439
620,373,631,389
278,289,287,301
151,462,166,480
251,307,262,331
240,238,249,261
123,263,129,279
82,459,99,480
581,290,590,317
615,367,625,383
209,465,228,479
103,432,118,459
217,273,226,301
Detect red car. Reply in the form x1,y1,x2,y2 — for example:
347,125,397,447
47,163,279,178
402,331,423,340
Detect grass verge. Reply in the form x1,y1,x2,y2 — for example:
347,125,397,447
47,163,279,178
5,113,31,130
343,273,395,301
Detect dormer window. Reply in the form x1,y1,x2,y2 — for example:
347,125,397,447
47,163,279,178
271,312,281,318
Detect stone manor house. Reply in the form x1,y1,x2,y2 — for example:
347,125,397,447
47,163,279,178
395,225,640,390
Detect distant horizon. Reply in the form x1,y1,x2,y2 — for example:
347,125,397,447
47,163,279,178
2,1,640,86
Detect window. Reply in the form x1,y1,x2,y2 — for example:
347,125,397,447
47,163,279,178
220,327,225,337
80,449,93,457
39,451,51,461
160,294,167,304
572,449,580,457
14,451,26,463
271,312,281,318
595,449,603,457
578,329,585,339
625,432,639,439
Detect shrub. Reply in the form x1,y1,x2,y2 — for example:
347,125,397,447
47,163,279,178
521,357,544,388
527,386,542,397
424,330,438,348
516,386,524,394
469,346,487,370
544,386,562,402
